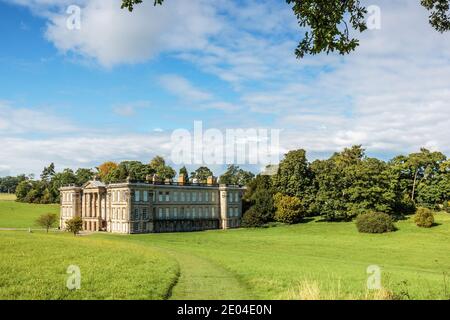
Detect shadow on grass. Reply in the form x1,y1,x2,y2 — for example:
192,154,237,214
430,222,442,228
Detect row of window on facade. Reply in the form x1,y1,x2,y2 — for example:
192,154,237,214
109,206,240,220
62,193,73,202
110,189,240,204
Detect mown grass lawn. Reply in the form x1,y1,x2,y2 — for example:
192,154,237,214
1,199,449,300
97,213,450,300
0,199,59,228
0,231,178,300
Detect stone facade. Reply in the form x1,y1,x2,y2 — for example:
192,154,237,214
60,177,245,234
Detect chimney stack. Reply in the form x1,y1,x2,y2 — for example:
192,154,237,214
207,176,216,185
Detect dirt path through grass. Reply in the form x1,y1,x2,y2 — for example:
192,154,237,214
163,249,253,300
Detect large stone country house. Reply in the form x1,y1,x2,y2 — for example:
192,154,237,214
59,175,245,234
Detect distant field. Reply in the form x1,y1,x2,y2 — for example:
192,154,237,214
0,200,59,228
0,232,178,300
1,198,449,300
0,193,16,201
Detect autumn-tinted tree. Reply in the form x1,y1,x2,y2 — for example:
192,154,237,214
97,162,118,182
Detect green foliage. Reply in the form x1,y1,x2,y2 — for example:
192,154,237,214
35,213,58,233
390,148,447,209
121,0,163,11
242,175,275,223
75,168,95,186
414,207,435,228
421,0,450,32
149,156,176,181
443,201,450,213
190,166,213,183
65,216,83,236
97,161,118,182
287,0,367,58
0,175,27,194
311,146,401,221
15,167,92,204
273,193,305,224
15,180,32,202
219,165,255,186
104,161,155,183
272,149,316,218
241,207,266,228
356,212,396,234
40,163,55,182
120,0,450,58
179,166,189,181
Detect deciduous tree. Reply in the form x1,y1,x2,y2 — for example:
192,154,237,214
36,213,58,233
120,0,450,58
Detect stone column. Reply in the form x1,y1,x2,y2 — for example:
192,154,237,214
219,187,229,230
94,193,97,218
88,193,92,217
82,193,85,218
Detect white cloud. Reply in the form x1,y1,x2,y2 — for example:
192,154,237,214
159,74,240,112
0,102,77,135
112,101,150,117
159,74,212,102
8,0,222,67
0,133,174,175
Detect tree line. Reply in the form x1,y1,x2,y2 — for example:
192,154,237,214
242,146,450,227
9,156,254,204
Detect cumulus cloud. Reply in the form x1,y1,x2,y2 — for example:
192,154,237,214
8,0,221,67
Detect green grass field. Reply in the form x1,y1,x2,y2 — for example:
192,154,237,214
0,232,178,300
0,193,16,201
0,199,449,300
0,198,59,228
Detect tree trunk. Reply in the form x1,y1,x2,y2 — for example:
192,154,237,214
411,168,419,202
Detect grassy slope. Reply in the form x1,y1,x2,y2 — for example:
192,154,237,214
0,231,178,300
97,213,450,300
0,200,59,228
1,199,449,300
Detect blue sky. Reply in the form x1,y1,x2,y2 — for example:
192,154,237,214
1,0,450,176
